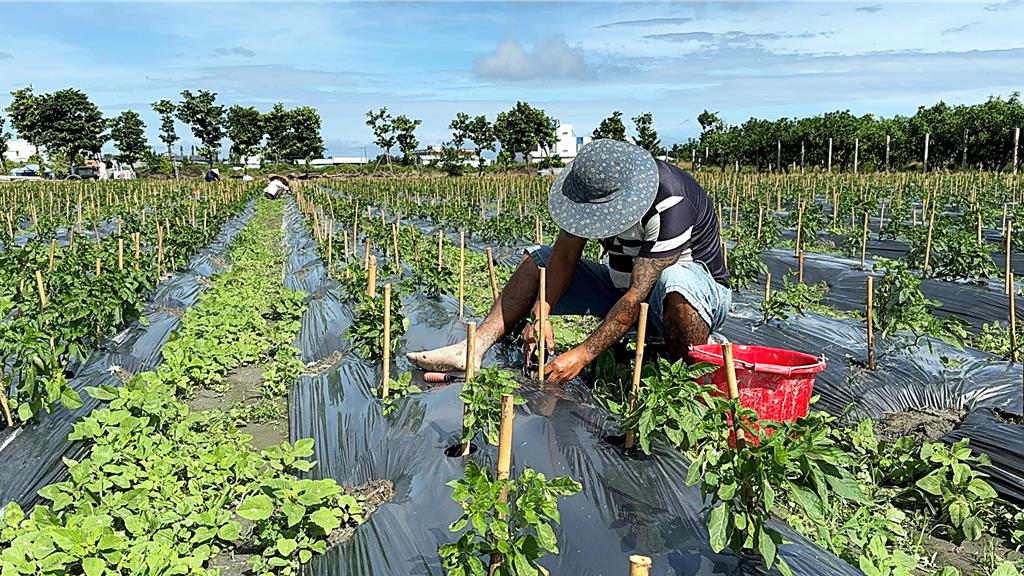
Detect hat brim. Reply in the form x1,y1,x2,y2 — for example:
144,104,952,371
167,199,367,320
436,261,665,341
548,150,659,240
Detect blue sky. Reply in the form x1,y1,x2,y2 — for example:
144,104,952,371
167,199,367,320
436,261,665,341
1,1,1023,156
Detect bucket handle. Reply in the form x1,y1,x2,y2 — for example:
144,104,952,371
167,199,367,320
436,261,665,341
693,348,825,377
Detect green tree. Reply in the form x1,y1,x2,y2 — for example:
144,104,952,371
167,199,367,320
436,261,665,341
225,105,264,172
493,101,555,165
6,86,107,173
289,106,325,176
365,107,396,171
0,115,10,174
151,99,179,177
262,103,293,163
632,112,661,155
697,109,725,135
108,110,147,166
593,110,627,141
392,114,421,166
450,112,495,175
175,90,225,168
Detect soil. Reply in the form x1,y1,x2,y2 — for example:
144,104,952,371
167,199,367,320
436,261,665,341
995,408,1024,426
918,533,1021,576
875,407,967,444
302,350,343,375
210,479,396,576
186,364,288,450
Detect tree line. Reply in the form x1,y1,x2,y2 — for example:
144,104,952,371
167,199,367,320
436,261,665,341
676,94,1024,173
0,86,324,176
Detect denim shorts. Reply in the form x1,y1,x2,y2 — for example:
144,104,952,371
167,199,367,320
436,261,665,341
526,245,732,335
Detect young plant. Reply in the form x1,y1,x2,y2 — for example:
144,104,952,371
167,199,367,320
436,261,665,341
345,289,407,361
760,273,828,324
599,358,719,455
727,241,767,291
460,367,523,446
871,258,968,348
438,461,581,576
910,439,997,544
380,371,421,415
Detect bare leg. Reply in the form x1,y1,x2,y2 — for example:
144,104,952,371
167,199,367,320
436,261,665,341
662,292,711,364
407,254,541,371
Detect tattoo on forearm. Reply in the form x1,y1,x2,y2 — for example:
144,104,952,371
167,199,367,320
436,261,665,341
581,255,679,358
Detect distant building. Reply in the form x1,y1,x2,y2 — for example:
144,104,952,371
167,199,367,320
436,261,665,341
527,121,590,164
3,139,39,163
414,145,489,167
307,156,370,167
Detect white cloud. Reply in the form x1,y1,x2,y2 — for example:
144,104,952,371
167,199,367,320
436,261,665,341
214,46,255,58
473,35,594,82
0,52,12,60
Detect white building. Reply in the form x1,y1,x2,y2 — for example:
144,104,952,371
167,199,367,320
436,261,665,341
3,139,39,163
414,145,488,167
528,122,590,164
307,156,370,167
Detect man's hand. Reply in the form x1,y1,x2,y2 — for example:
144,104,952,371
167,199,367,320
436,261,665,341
522,318,554,362
544,346,591,384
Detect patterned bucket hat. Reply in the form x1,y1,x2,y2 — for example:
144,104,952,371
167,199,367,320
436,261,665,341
548,139,659,239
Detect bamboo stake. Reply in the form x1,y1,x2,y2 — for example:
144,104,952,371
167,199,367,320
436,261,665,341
367,255,377,298
867,276,875,370
133,233,141,271
35,271,48,308
364,238,371,270
458,231,466,318
0,387,12,428
1006,221,1014,295
624,302,650,451
382,283,392,397
327,221,334,272
538,267,547,383
1010,274,1018,363
722,343,745,445
118,238,124,271
486,247,499,302
629,556,652,576
95,257,101,277
764,272,772,301
486,394,516,576
860,211,869,269
437,230,444,270
460,322,478,457
392,222,401,271
794,201,803,257
48,239,56,272
923,209,936,274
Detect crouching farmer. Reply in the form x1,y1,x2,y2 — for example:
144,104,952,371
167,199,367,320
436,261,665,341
408,139,730,383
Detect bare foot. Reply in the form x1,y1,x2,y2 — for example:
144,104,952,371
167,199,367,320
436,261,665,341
406,340,481,372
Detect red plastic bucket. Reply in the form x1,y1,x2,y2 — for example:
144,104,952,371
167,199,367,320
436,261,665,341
689,344,826,427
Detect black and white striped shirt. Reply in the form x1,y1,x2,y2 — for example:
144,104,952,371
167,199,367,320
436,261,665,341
598,160,728,289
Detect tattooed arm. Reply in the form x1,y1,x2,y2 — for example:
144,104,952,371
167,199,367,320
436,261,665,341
544,254,679,383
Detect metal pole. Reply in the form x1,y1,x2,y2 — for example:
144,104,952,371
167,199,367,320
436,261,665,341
1014,127,1020,175
776,139,781,172
801,139,805,173
924,132,930,173
827,137,833,173
885,134,891,172
854,138,860,174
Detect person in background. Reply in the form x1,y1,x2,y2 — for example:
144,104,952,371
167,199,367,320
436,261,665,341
264,174,290,199
408,139,731,383
205,168,220,182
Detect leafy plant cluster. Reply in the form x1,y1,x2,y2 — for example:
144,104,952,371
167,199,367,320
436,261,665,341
0,198,358,576
460,367,524,446
726,240,767,291
871,258,968,349
0,181,252,424
380,371,421,416
439,461,581,576
760,273,830,324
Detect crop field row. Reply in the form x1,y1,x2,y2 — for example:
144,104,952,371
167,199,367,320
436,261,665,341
1,172,1023,576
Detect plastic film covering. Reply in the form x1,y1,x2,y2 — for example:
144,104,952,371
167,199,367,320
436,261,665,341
0,200,256,507
281,199,858,576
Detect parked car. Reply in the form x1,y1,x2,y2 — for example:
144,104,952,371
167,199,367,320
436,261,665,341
10,164,52,178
